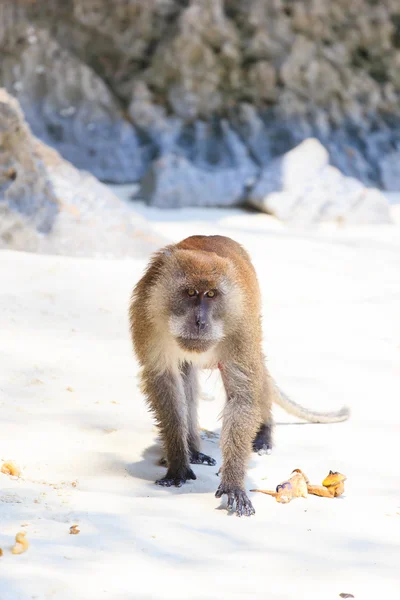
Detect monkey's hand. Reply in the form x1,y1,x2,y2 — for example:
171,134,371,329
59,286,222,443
215,484,255,517
190,451,216,466
155,466,196,488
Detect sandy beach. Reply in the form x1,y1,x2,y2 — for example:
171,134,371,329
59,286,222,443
1,201,399,599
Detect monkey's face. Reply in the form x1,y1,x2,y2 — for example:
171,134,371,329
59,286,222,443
147,249,242,355
168,284,226,353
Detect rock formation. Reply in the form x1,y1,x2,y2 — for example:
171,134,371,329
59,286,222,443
1,0,399,212
0,89,163,255
248,139,391,224
0,89,58,249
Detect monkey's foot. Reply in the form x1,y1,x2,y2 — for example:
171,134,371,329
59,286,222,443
159,453,216,467
215,484,255,517
190,451,216,466
252,423,273,455
252,442,272,456
155,466,196,488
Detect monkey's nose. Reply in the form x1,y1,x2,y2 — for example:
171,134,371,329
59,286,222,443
196,317,207,331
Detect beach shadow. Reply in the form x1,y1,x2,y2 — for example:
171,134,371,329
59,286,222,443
126,440,223,493
126,417,320,486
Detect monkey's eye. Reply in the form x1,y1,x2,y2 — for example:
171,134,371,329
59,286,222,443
187,289,197,297
206,290,216,298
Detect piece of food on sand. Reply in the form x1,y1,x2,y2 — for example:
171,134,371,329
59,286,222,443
250,469,308,504
69,525,80,535
251,469,347,503
308,471,347,498
11,532,29,554
1,461,21,477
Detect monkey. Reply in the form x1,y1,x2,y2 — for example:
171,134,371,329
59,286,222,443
129,235,349,517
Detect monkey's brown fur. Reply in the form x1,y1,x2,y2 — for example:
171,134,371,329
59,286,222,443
129,235,349,516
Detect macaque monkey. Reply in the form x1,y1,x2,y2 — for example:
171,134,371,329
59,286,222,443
129,235,349,516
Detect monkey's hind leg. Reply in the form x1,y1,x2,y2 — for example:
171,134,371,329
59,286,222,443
252,422,273,455
182,362,216,467
252,367,274,455
142,368,196,487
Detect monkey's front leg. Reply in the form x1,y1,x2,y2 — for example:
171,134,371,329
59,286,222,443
216,370,260,516
142,369,196,487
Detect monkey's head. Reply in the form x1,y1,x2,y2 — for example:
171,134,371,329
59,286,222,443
150,248,242,354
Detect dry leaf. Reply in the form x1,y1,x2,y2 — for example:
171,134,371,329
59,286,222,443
11,532,29,554
1,461,21,477
0,549,3,557
69,525,80,535
339,594,355,598
66,386,74,392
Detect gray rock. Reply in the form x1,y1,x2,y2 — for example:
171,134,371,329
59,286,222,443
0,89,164,256
137,119,258,207
2,1,400,193
0,88,58,247
324,135,376,187
251,138,329,197
137,153,250,209
231,105,307,167
128,81,183,155
379,151,400,192
41,155,166,259
0,29,151,183
248,139,392,225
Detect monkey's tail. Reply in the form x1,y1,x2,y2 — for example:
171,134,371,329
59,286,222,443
272,383,350,424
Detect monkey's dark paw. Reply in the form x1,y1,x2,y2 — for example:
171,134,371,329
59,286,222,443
155,478,184,488
253,443,272,456
252,424,273,455
215,484,255,517
155,467,196,488
190,451,216,466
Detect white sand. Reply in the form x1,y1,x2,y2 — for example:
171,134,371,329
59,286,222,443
1,202,400,599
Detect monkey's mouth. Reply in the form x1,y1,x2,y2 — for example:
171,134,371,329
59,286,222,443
176,337,216,353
